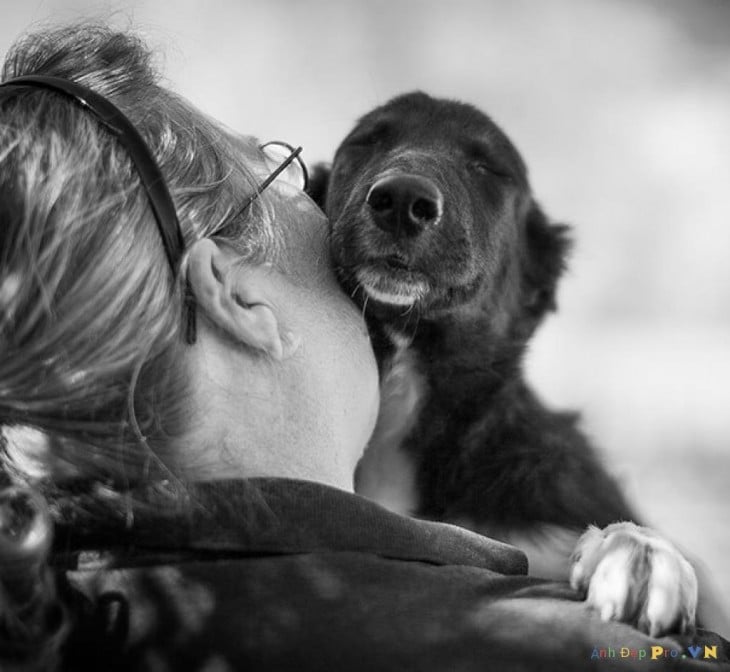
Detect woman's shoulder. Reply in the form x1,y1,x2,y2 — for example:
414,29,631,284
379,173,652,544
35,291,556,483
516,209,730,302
54,478,730,672
62,547,730,672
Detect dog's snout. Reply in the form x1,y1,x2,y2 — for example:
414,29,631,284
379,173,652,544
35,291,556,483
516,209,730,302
366,175,443,237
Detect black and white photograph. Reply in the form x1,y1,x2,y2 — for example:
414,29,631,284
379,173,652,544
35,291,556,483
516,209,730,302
0,1,729,669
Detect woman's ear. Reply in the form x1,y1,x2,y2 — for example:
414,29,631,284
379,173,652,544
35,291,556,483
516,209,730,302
186,239,298,360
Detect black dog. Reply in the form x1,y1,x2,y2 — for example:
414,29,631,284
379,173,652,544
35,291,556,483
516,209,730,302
307,93,716,637
310,91,636,546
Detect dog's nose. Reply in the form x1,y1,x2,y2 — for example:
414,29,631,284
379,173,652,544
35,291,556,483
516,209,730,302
366,175,443,236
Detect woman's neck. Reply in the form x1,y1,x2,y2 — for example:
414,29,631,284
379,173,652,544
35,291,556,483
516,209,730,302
173,329,357,492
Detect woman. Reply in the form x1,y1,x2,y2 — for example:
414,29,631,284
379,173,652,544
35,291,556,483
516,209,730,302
0,24,727,672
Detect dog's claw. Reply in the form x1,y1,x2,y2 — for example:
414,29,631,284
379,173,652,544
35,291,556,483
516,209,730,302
570,522,697,637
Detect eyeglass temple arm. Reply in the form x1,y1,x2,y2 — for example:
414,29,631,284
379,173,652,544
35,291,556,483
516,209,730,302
233,145,304,220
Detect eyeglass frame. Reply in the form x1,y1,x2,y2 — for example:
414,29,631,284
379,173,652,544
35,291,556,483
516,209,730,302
234,141,310,218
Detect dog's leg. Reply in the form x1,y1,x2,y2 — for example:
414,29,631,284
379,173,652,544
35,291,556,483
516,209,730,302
570,522,698,637
415,381,638,533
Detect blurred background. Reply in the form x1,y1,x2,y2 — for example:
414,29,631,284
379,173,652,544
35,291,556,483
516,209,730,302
2,0,728,613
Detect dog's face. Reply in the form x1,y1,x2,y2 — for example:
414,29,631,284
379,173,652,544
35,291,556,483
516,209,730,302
315,91,570,340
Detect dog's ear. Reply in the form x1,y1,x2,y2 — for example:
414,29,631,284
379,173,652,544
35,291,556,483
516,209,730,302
521,200,572,321
306,162,331,209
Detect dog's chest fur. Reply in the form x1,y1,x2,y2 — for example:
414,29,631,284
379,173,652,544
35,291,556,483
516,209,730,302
354,335,426,516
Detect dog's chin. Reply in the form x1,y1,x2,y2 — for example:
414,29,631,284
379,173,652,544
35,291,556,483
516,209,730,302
355,264,430,308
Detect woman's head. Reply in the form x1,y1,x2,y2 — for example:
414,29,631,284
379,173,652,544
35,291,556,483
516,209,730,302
0,24,378,490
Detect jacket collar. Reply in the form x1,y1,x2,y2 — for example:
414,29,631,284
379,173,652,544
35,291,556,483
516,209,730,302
52,478,527,576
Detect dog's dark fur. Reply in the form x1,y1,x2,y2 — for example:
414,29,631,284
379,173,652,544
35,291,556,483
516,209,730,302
309,91,638,561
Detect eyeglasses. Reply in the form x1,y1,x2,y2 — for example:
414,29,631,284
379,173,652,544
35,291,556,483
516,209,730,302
236,141,310,216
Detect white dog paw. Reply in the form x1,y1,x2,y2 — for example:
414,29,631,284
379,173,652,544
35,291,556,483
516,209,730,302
569,522,697,637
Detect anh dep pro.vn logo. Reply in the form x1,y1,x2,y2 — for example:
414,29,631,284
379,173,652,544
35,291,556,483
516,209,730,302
591,644,720,661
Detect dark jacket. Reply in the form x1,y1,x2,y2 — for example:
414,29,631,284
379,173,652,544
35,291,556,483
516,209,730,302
39,479,730,671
